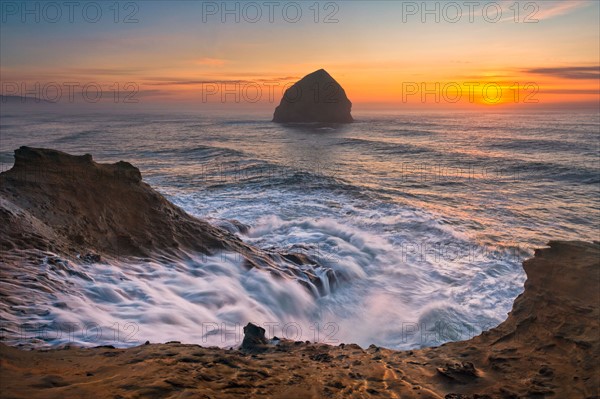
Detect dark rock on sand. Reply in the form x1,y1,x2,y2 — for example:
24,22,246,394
273,69,353,123
241,323,268,352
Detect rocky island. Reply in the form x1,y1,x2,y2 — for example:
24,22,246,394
273,69,354,123
0,148,598,398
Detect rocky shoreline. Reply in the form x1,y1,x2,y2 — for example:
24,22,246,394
0,147,338,297
0,148,598,398
1,241,597,398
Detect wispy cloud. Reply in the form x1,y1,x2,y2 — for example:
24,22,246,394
146,79,249,86
540,89,600,95
534,0,591,20
525,66,600,80
499,0,590,22
66,68,143,76
143,76,299,86
195,58,228,67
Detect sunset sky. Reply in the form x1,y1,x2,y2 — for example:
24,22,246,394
1,0,599,109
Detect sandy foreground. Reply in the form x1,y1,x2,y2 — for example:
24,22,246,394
0,148,598,398
1,241,598,399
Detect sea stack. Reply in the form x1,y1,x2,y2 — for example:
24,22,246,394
273,69,353,123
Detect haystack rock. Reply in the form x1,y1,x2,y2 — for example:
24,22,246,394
273,69,353,123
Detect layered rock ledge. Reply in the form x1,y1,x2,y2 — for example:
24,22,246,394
0,146,235,257
0,147,337,295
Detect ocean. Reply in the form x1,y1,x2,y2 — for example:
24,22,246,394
1,109,598,349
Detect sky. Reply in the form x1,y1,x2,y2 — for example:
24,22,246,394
1,0,599,110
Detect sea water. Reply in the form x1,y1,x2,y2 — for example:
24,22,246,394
1,109,598,349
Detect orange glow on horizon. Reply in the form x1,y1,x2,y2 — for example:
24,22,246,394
1,65,597,110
